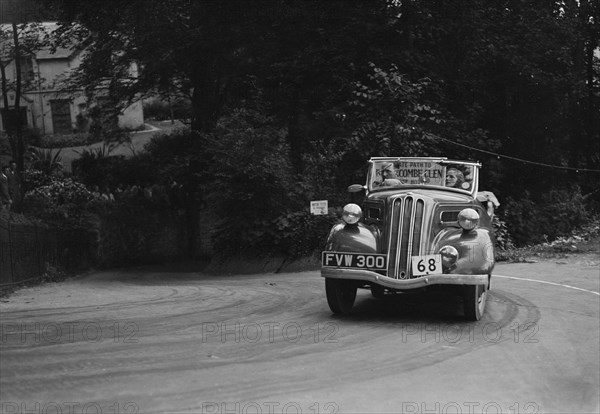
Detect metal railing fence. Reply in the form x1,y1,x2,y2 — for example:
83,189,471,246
0,220,92,287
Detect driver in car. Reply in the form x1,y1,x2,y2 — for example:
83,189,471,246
379,162,403,186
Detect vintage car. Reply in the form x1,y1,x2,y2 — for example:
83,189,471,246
321,157,496,320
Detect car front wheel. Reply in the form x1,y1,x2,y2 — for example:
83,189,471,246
463,284,488,321
326,279,357,315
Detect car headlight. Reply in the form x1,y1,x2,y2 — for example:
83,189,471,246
458,208,479,231
342,203,362,225
439,245,459,268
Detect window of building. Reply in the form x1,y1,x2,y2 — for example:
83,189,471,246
18,56,35,85
50,99,72,134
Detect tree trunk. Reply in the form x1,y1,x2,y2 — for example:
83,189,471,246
583,6,598,170
2,21,27,171
190,75,227,133
0,62,9,110
287,110,304,175
12,22,22,120
568,28,585,175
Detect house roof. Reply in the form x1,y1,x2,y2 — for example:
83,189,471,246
0,21,77,60
35,22,78,59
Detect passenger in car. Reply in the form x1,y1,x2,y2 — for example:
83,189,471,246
445,168,465,188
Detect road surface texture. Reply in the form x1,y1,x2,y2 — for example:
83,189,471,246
1,252,598,414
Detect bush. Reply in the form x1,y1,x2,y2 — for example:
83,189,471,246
143,99,169,120
143,127,202,165
93,197,185,267
27,148,63,174
542,216,600,251
212,208,341,258
540,187,589,236
492,215,514,251
143,98,192,121
504,187,590,246
71,144,164,191
297,143,348,208
273,210,341,258
206,109,301,254
22,168,54,191
22,174,99,226
37,133,93,148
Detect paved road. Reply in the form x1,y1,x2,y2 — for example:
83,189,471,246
0,254,598,414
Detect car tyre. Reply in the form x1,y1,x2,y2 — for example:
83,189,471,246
463,284,487,321
326,279,357,314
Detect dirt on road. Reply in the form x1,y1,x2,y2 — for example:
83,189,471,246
0,245,598,414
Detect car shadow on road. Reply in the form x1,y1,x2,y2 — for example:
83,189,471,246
331,290,471,324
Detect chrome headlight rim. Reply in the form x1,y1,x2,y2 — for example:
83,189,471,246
342,203,362,225
458,208,480,231
439,245,459,269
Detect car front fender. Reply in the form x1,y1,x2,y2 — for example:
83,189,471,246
433,227,495,275
324,222,380,253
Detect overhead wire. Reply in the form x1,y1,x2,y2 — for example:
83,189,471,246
425,133,600,173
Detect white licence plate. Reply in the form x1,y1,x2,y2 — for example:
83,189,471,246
411,254,442,276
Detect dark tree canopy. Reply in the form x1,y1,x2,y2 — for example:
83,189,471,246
41,0,600,196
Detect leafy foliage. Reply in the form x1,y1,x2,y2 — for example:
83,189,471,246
22,168,54,190
72,151,156,190
404,0,599,196
22,174,98,226
92,197,185,267
542,217,600,252
349,63,446,158
0,22,49,93
26,178,95,206
28,0,600,257
1,22,53,168
143,99,192,121
205,109,297,253
28,147,63,174
503,187,590,246
492,215,514,252
272,210,341,258
36,133,92,148
297,142,348,208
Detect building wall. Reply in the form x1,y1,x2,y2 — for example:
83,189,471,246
33,92,88,135
1,50,144,134
118,101,144,130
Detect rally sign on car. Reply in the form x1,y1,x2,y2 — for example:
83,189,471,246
411,254,442,276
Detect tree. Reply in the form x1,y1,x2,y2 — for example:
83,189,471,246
393,0,600,197
247,0,405,173
42,1,599,197
44,1,407,168
562,0,600,178
45,0,271,132
0,20,49,169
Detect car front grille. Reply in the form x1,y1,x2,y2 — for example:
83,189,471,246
387,196,425,279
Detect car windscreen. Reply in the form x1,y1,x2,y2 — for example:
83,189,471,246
370,159,475,192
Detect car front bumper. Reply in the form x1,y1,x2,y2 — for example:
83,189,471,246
321,268,488,289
